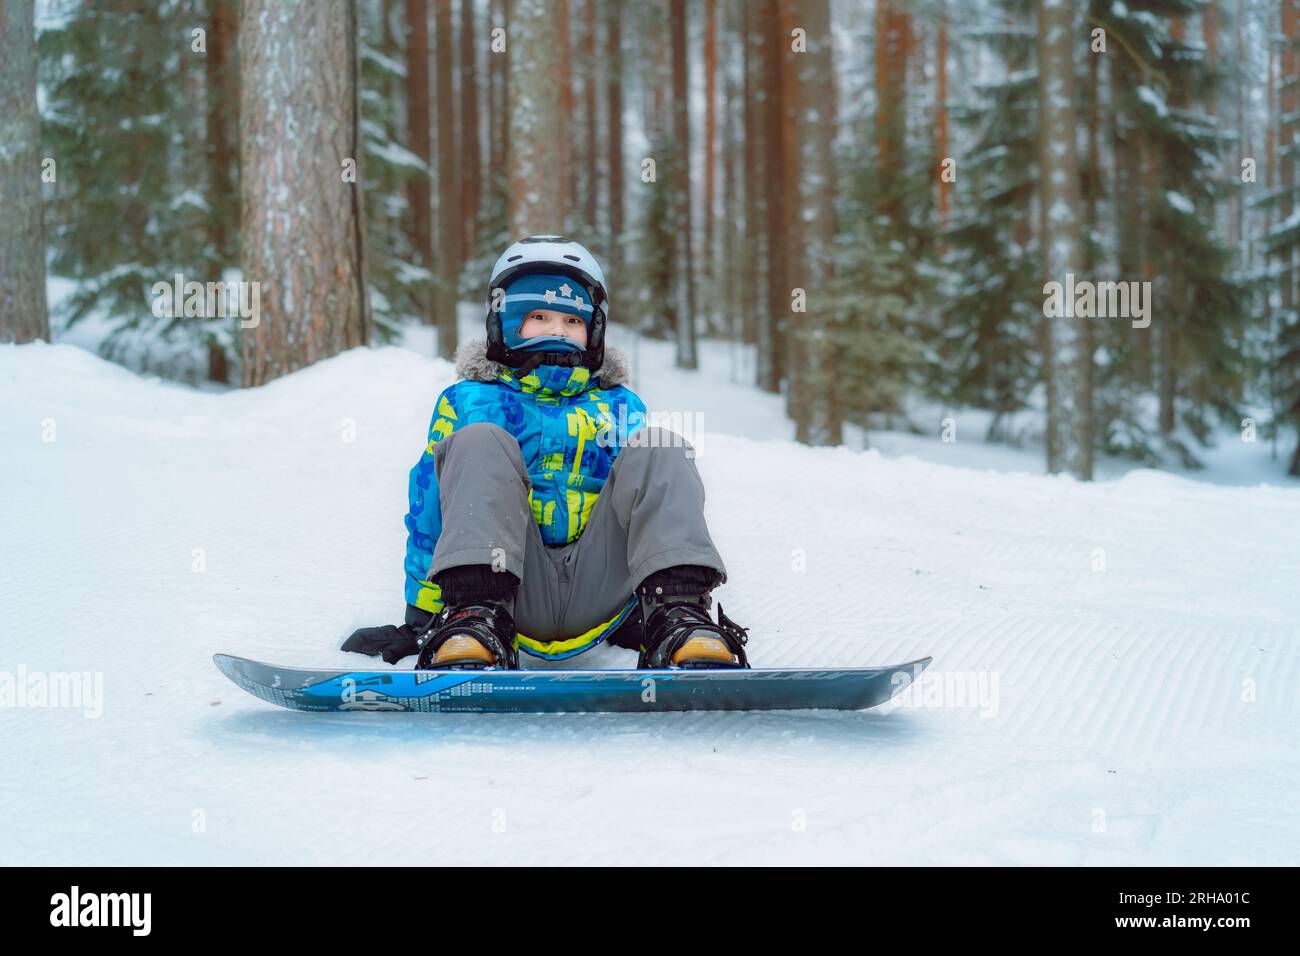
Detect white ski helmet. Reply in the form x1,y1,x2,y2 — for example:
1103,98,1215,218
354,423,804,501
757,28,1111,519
485,235,609,373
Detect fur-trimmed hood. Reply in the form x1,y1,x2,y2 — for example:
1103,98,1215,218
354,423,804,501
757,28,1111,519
454,338,632,389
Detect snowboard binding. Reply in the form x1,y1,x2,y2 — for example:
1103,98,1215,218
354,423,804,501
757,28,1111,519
414,602,520,671
637,596,751,670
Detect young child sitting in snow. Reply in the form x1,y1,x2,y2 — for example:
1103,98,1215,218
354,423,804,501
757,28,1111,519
343,236,750,671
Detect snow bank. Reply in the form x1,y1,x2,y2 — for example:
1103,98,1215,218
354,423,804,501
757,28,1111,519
1,340,1297,865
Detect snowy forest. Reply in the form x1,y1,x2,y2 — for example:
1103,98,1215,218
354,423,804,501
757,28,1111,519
2,0,1300,479
4,1,1300,873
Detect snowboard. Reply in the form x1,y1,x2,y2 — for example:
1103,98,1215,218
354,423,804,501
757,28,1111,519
213,653,932,714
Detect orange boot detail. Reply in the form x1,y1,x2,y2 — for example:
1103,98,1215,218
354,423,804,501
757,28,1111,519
670,634,740,666
431,634,496,668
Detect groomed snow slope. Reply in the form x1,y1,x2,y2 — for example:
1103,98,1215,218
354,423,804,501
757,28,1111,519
1,339,1297,865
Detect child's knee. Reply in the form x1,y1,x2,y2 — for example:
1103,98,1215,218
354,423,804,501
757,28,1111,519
439,422,522,461
624,426,694,455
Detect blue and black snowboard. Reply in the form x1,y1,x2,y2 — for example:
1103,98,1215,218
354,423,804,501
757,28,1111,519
214,653,931,714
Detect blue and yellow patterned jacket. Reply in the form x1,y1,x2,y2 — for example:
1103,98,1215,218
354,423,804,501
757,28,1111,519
404,338,648,659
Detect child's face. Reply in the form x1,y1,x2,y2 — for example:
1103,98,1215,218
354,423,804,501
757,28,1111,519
519,309,588,348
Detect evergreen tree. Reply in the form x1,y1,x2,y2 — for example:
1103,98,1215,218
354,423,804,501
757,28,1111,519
240,0,370,385
830,0,935,435
631,0,674,341
937,5,1041,437
360,0,431,337
0,0,48,344
1265,0,1300,473
38,1,226,380
1038,0,1092,478
481,0,512,270
1096,0,1249,467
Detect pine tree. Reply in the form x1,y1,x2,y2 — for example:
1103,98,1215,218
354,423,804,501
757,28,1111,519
508,0,565,233
702,0,718,334
1270,0,1300,473
667,0,697,369
739,0,761,350
632,0,674,341
434,0,459,356
786,0,840,445
403,0,435,322
1100,0,1249,466
603,0,625,280
720,0,745,352
360,0,432,336
240,0,370,385
755,0,788,392
38,1,222,378
460,0,482,263
937,2,1041,435
0,0,48,344
204,0,238,270
482,0,511,258
1037,0,1092,478
830,0,933,436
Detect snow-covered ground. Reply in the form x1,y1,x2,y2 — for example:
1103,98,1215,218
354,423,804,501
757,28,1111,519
2,321,1298,865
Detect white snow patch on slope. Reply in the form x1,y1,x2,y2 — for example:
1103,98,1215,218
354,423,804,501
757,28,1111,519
1,336,1298,865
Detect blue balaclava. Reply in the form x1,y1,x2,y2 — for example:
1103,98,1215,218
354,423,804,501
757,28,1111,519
500,272,593,354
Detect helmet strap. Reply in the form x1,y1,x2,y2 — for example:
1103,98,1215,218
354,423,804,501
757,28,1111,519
514,352,546,377
512,350,585,377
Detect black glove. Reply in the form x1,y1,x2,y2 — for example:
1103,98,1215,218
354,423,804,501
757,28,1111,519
341,605,434,665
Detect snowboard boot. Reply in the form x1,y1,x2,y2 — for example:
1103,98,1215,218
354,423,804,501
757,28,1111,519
414,565,520,670
636,565,750,669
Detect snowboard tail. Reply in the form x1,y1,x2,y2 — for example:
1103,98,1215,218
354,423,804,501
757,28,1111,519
213,654,931,714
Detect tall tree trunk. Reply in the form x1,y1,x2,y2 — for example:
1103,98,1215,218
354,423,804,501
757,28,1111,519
0,0,49,344
755,0,785,391
508,0,565,234
1279,0,1289,325
581,0,599,234
740,0,760,347
206,0,238,386
874,0,910,226
778,0,799,403
240,0,368,386
405,0,434,323
488,0,510,238
1110,48,1144,316
1158,17,1191,435
460,0,481,260
721,0,742,346
1233,0,1246,257
1009,7,1033,253
1037,0,1092,478
1083,1,1100,273
1268,16,1276,262
703,0,717,331
557,0,574,232
788,0,839,446
934,6,949,237
776,0,799,390
604,0,624,274
1080,0,1102,425
640,0,672,339
205,0,239,266
434,0,459,357
669,0,697,368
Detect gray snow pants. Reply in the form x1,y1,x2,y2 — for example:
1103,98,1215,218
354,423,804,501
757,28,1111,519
426,422,726,641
